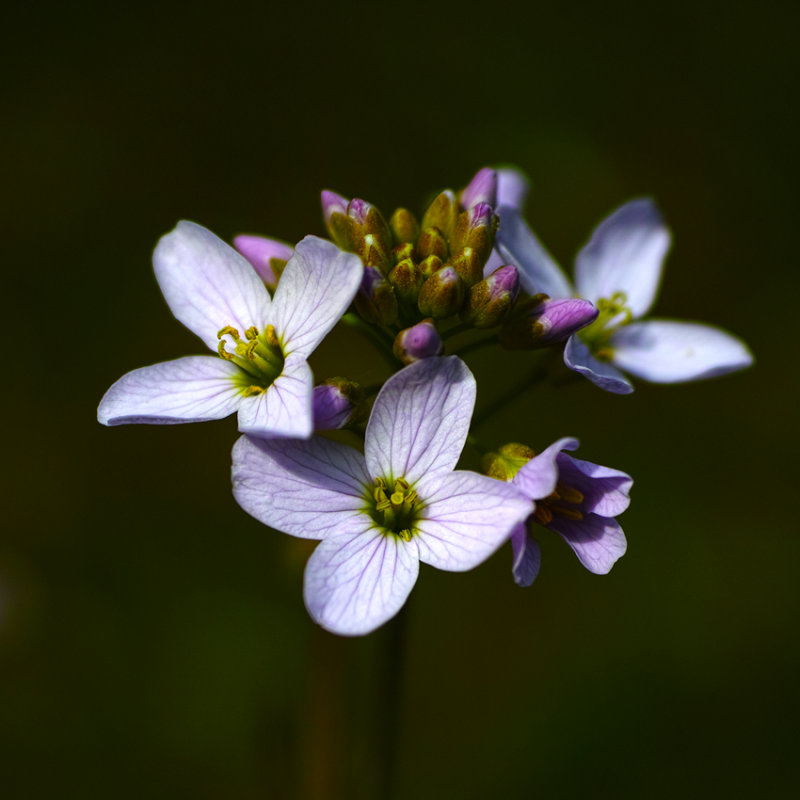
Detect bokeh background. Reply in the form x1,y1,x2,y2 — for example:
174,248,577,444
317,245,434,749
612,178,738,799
3,1,798,797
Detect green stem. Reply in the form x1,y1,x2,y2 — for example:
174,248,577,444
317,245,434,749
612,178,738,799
341,312,398,369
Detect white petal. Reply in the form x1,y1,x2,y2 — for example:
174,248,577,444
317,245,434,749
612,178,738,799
97,356,242,425
270,236,363,358
495,205,573,299
564,335,634,394
413,471,533,572
231,435,369,540
365,357,475,485
153,221,272,351
574,198,670,318
513,437,579,500
237,353,314,438
610,320,754,383
303,527,419,636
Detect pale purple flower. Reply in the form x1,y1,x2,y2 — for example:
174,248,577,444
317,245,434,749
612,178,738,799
98,221,363,438
233,234,294,285
496,198,753,393
505,438,632,586
393,320,442,364
232,357,533,636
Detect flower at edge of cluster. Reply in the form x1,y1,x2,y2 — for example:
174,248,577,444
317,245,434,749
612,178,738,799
231,356,534,636
494,438,632,585
494,189,753,393
97,221,363,438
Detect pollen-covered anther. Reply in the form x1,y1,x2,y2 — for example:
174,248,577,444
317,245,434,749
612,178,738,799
368,476,421,538
216,322,285,389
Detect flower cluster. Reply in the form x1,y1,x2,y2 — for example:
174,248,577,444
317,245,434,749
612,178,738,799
98,167,753,636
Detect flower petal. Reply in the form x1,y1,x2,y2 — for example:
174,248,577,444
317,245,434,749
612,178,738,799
153,221,271,351
413,471,533,571
303,527,419,636
233,234,294,284
564,335,634,394
574,198,670,318
511,524,542,587
231,434,369,540
237,353,314,438
365,356,475,485
547,514,627,575
495,206,574,299
514,437,579,500
269,236,363,358
496,168,530,211
97,356,242,426
555,453,632,517
610,320,754,383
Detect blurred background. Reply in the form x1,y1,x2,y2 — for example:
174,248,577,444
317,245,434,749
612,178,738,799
2,1,798,797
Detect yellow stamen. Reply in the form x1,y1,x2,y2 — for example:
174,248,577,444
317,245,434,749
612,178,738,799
217,325,240,340
549,505,583,521
556,485,584,504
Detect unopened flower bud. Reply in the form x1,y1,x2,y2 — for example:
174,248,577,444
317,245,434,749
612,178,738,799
312,378,366,430
500,296,598,349
417,227,449,261
389,208,420,244
393,319,443,365
481,443,536,481
355,266,399,326
321,190,349,228
418,266,465,319
450,202,497,264
389,258,425,304
448,247,484,287
421,190,458,240
392,241,416,263
461,167,498,210
233,235,293,286
463,265,520,328
419,254,443,279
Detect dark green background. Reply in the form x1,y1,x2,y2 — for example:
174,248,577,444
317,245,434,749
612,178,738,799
3,1,797,797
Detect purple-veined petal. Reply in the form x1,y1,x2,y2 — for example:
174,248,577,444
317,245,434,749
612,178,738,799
511,524,542,587
495,205,574,299
365,357,475,485
303,526,419,636
574,198,670,319
547,514,627,575
496,168,530,211
564,335,634,394
514,437,579,500
529,297,598,344
97,356,242,426
231,434,369,540
233,234,294,283
413,471,533,571
609,319,754,383
555,453,632,517
153,221,271,352
270,236,363,358
237,353,313,438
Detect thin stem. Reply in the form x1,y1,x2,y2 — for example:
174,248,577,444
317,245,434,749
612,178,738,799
341,312,398,369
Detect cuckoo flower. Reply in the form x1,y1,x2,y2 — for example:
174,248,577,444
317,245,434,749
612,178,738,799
98,222,363,438
233,234,294,286
496,197,753,393
487,439,631,586
232,357,533,636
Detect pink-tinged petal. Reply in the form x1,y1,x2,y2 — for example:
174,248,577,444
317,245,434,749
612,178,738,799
153,221,271,351
233,234,294,283
610,319,754,383
564,335,634,394
365,357,475,484
495,206,574,299
231,435,369,540
413,471,533,571
482,247,506,277
574,198,670,319
511,524,541,587
97,356,242,426
462,167,498,209
496,168,530,211
548,514,627,575
321,190,349,226
514,437,579,500
555,453,632,517
303,527,419,636
237,353,313,438
269,236,363,358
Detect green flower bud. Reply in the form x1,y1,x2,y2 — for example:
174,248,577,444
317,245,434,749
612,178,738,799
417,227,449,261
419,254,443,279
418,266,465,319
448,247,483,287
421,190,458,240
389,208,420,244
355,266,399,326
462,265,520,328
389,257,425,305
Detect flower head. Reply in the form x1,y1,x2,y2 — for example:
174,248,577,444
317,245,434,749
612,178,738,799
98,222,363,438
485,438,631,585
232,356,533,636
496,197,753,392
